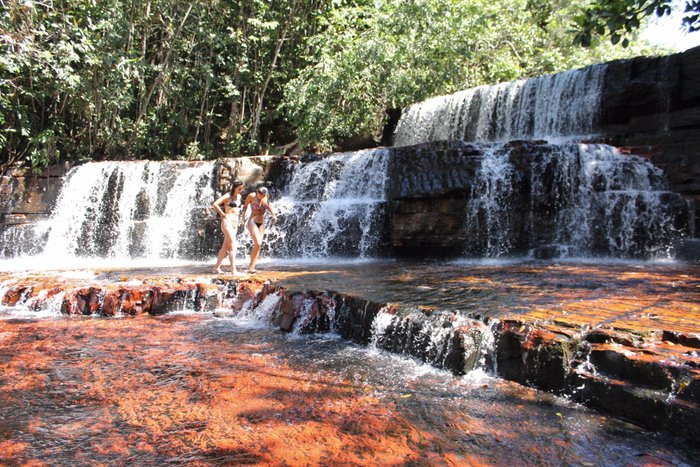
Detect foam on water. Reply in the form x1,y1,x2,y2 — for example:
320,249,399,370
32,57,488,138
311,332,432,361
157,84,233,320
0,257,209,273
2,161,215,264
231,293,282,329
462,143,689,259
0,287,66,319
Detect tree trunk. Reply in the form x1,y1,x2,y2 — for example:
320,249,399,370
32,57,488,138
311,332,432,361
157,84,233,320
249,0,299,144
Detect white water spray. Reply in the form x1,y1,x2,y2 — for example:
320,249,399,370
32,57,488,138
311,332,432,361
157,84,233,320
263,148,391,258
464,143,688,258
394,64,606,146
3,161,215,262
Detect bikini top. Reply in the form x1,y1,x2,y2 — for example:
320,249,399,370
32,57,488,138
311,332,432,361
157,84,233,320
228,194,241,208
251,201,264,214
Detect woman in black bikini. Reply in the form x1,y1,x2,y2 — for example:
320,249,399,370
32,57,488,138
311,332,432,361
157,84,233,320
212,180,245,274
240,186,277,273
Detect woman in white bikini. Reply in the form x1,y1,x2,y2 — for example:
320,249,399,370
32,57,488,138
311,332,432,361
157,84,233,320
212,180,245,274
240,186,277,273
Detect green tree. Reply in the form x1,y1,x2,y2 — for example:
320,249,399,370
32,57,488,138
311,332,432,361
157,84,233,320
0,0,677,169
572,0,700,47
282,0,665,150
1,0,333,170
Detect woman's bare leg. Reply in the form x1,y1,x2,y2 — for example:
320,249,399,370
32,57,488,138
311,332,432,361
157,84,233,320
215,221,235,273
213,244,227,273
247,221,264,272
228,237,237,274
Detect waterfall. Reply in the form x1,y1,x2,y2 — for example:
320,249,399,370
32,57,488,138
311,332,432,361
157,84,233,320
263,148,391,258
1,148,392,264
464,143,689,258
3,161,215,261
465,146,515,257
0,225,43,258
393,64,606,146
233,292,282,326
369,306,495,375
0,139,687,264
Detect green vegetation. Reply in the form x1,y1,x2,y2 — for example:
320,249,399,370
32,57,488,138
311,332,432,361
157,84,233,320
574,0,699,47
0,0,673,170
285,0,667,149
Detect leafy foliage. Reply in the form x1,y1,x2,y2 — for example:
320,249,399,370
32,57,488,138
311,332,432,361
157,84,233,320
1,0,328,169
0,0,672,168
572,0,700,47
283,0,665,150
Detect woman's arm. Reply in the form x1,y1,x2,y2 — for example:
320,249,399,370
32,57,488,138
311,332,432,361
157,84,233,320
240,193,252,222
212,194,229,218
265,202,277,223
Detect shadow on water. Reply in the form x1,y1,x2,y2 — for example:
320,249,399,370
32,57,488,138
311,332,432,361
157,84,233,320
200,317,700,466
1,258,699,465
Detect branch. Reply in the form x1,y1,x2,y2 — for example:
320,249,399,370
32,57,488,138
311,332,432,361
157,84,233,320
133,3,193,128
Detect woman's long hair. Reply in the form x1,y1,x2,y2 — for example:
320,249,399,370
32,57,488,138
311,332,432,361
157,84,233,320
230,179,244,194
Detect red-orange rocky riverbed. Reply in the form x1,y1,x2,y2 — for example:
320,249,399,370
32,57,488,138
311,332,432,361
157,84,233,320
0,314,697,465
0,260,699,464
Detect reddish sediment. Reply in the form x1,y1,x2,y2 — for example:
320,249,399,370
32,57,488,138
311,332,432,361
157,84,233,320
1,263,699,446
0,315,465,465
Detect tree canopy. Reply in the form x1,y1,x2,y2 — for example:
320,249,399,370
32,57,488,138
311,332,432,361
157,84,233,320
284,0,666,149
573,0,700,47
0,0,672,171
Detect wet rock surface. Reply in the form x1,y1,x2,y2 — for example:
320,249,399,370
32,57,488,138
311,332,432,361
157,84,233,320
389,47,700,236
1,260,699,447
0,164,73,257
384,140,692,257
272,260,700,445
3,314,698,465
3,137,693,261
599,47,700,229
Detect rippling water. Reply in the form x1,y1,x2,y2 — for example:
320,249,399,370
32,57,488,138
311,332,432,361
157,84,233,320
0,313,697,465
270,259,700,326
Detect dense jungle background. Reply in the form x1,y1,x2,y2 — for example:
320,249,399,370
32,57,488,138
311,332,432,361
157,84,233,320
1,0,691,172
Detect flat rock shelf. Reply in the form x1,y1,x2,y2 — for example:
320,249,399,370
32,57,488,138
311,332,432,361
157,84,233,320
1,259,698,461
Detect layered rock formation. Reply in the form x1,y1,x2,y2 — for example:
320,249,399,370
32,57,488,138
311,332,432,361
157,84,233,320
3,270,697,446
388,46,700,239
599,46,700,229
3,140,689,260
0,164,73,256
384,140,690,258
0,157,273,258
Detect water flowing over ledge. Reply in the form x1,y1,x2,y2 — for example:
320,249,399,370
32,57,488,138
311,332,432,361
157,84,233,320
1,161,216,260
393,64,606,146
0,141,692,264
261,148,391,258
1,261,699,448
386,141,691,259
389,46,700,231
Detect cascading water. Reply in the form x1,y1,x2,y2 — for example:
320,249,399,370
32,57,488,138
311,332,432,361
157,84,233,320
465,146,515,258
0,226,40,257
393,64,606,146
0,141,687,264
464,142,689,258
262,148,391,258
0,277,67,317
369,306,495,375
234,292,282,325
389,58,692,259
1,161,215,262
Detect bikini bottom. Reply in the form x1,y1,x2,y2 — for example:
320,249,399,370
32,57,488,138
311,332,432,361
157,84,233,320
221,217,238,232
